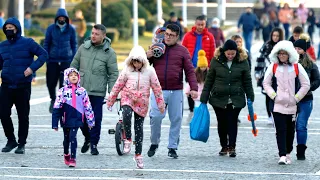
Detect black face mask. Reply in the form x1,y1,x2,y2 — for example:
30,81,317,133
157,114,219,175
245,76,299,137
5,29,17,40
58,20,66,25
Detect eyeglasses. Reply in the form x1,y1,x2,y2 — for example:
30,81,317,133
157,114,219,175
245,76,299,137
164,32,177,38
277,53,288,56
132,59,141,63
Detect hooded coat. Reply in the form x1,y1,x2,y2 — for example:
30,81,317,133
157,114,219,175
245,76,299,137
200,46,254,109
107,46,165,117
43,8,77,62
263,40,310,115
0,17,47,88
52,68,95,128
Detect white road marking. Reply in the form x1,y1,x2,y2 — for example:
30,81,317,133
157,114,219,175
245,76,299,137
0,175,183,180
0,166,318,177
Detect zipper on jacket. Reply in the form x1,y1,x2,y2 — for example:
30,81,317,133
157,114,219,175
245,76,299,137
164,47,169,89
63,112,66,124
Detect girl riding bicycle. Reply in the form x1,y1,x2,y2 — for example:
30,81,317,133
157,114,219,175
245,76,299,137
107,45,165,169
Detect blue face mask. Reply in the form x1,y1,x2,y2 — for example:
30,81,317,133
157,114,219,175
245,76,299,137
212,24,219,28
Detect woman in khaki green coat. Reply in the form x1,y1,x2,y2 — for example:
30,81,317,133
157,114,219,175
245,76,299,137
200,39,254,157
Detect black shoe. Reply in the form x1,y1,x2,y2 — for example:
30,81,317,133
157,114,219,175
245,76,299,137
219,147,228,156
14,144,25,154
296,144,307,160
81,140,90,153
168,148,178,159
49,100,54,113
2,141,18,152
229,147,236,157
237,119,241,123
147,144,158,157
91,145,99,155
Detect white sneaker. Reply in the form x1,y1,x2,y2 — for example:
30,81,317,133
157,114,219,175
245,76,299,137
267,116,273,125
133,155,144,169
278,156,287,165
286,154,292,164
123,140,131,154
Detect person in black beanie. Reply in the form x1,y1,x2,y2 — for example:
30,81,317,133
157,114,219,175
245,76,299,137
200,39,254,157
294,34,320,160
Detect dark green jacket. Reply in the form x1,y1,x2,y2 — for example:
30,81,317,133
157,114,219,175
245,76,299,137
200,47,254,109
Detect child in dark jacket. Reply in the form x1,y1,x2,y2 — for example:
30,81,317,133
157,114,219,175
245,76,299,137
52,68,95,168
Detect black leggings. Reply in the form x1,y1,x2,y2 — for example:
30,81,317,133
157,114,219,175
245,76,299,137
265,95,272,117
187,95,195,112
63,127,79,159
122,105,145,155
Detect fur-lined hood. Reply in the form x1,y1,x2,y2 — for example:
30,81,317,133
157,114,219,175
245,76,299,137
214,46,248,62
269,40,299,64
124,45,150,72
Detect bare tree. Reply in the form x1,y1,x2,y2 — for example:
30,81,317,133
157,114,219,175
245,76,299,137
8,0,18,18
24,0,34,13
41,0,53,10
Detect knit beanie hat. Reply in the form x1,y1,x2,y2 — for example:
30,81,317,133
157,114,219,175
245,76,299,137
197,50,208,68
223,39,238,51
293,33,310,52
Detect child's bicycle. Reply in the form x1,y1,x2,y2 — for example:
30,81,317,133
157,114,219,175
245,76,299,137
107,98,127,156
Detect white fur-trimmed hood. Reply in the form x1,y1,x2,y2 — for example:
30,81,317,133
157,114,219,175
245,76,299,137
268,40,299,64
124,45,150,71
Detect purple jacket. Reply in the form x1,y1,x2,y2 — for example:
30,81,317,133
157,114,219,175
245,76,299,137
149,43,198,91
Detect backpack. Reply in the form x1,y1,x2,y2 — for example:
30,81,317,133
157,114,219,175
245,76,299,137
272,63,299,76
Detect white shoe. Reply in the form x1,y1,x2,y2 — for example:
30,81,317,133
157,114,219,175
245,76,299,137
278,156,287,165
267,116,273,125
286,154,292,164
133,155,144,169
123,140,131,154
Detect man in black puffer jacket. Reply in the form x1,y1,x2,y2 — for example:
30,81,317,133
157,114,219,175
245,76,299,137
0,17,48,154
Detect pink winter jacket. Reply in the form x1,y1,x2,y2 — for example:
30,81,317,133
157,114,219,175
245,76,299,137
263,40,310,115
185,82,204,101
107,46,165,117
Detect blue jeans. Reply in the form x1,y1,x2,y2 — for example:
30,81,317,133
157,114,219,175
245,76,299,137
243,31,253,54
283,23,290,40
296,100,313,145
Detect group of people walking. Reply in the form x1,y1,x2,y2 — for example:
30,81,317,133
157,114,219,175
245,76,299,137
0,6,319,170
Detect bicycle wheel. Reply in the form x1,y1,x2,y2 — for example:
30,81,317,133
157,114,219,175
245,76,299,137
115,122,125,156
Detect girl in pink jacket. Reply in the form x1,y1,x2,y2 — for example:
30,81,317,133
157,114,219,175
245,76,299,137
107,45,165,169
263,40,310,165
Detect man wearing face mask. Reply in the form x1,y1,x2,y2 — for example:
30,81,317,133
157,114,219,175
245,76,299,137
44,8,77,113
0,17,48,154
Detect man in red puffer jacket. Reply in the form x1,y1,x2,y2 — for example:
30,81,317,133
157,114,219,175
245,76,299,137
182,15,215,119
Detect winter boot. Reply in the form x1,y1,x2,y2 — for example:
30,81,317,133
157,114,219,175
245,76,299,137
296,144,307,160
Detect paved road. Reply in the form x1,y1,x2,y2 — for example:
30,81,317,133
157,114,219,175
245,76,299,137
1,39,320,180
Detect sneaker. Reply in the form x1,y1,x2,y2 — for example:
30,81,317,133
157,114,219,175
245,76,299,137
267,116,273,125
1,141,18,152
133,155,144,169
229,147,237,157
186,112,194,122
49,100,54,113
81,140,90,153
286,154,292,164
278,156,287,165
124,140,132,154
147,144,158,157
168,148,178,159
14,144,25,154
69,158,76,167
219,147,228,156
64,154,70,166
91,145,99,155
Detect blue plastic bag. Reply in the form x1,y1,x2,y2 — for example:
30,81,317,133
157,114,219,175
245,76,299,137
190,103,210,143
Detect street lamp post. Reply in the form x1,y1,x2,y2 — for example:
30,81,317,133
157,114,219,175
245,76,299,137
19,0,24,36
96,0,101,24
60,0,65,8
182,0,187,27
217,0,226,26
202,0,207,16
157,0,163,24
133,0,138,46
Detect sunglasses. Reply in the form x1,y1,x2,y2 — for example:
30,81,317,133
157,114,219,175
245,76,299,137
132,59,141,63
